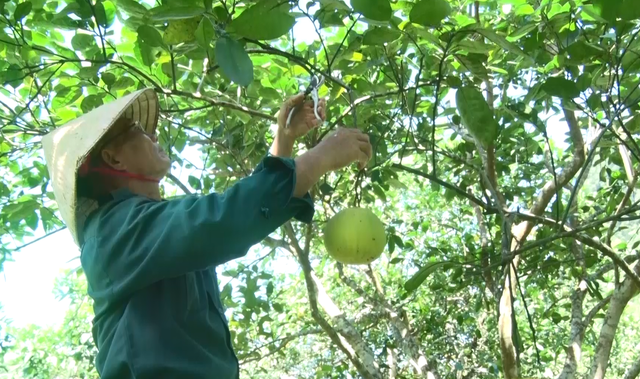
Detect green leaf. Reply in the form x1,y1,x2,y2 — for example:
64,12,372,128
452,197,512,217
566,41,605,62
362,27,401,45
5,201,40,223
619,0,640,20
188,175,201,190
591,0,619,23
136,42,157,67
404,261,453,293
2,64,23,88
410,0,451,27
101,72,116,86
227,3,296,40
14,1,32,22
71,33,96,50
541,76,580,99
319,182,334,196
25,212,39,231
476,28,530,60
148,5,205,21
81,94,104,113
95,1,116,28
137,25,165,48
215,36,254,86
456,40,494,54
115,0,148,17
212,5,228,22
163,17,200,45
351,0,392,22
111,76,135,91
507,23,537,41
195,16,215,47
52,87,83,108
388,237,396,255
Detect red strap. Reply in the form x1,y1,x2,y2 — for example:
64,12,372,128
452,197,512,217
79,158,160,183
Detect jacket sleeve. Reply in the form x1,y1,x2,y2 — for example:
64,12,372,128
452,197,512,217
80,155,314,301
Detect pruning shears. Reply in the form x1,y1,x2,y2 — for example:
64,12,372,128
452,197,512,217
285,74,325,128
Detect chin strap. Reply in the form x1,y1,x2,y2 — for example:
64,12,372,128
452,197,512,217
79,157,160,183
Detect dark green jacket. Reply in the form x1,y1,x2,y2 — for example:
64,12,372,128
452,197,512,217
80,156,314,379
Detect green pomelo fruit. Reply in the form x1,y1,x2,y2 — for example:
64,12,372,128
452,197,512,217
324,208,387,265
455,86,499,148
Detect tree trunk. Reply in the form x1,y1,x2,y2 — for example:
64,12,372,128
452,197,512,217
587,262,640,379
623,355,640,379
498,108,585,379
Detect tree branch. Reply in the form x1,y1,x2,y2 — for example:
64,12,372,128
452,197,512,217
499,106,586,379
623,354,640,379
393,163,494,212
164,89,276,121
238,328,323,364
587,262,640,379
167,173,192,195
283,223,382,379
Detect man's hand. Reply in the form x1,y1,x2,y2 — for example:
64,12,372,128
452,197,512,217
277,93,326,140
293,127,372,198
271,93,327,158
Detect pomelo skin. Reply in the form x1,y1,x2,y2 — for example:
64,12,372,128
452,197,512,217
323,207,387,265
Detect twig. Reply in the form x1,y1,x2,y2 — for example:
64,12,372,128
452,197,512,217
170,49,177,91
85,0,108,60
606,171,638,246
167,173,191,195
166,89,276,121
328,16,359,70
239,328,323,364
12,227,67,252
431,37,453,176
392,163,494,212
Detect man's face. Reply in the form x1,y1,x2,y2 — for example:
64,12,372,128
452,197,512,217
100,119,171,180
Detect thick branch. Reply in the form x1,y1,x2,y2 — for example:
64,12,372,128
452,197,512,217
499,107,586,379
468,187,496,295
558,235,587,379
573,235,640,289
587,262,640,379
337,264,437,378
284,223,382,379
623,355,640,379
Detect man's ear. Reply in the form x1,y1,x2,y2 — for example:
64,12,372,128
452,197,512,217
101,147,127,171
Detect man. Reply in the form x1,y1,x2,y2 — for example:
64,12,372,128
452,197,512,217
42,88,372,379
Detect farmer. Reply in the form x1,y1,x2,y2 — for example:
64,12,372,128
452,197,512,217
42,88,372,379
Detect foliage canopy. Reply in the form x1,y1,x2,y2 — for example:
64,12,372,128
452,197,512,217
1,0,640,378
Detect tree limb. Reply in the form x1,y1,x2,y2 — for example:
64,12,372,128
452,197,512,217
499,107,586,379
284,223,382,379
164,89,276,121
587,262,640,379
167,173,192,195
393,164,494,212
238,328,323,364
623,354,640,379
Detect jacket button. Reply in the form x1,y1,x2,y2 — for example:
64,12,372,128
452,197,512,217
260,206,270,218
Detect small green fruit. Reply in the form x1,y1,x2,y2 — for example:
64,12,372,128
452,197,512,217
324,208,387,265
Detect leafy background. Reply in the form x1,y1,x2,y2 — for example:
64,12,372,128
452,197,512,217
1,0,640,378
